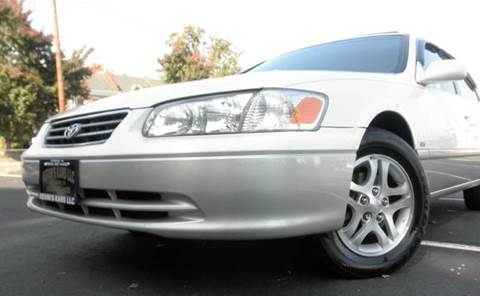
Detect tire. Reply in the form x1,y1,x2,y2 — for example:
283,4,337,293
318,128,430,278
464,187,480,210
128,230,147,236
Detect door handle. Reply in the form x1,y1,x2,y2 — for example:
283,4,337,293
464,115,471,120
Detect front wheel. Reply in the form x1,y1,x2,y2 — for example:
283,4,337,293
319,128,430,278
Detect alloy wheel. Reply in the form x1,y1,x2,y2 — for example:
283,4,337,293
337,154,415,257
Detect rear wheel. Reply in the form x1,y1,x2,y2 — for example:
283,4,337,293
464,187,480,210
319,128,429,278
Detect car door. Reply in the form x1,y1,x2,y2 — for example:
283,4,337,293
417,42,480,193
452,75,480,180
454,77,480,147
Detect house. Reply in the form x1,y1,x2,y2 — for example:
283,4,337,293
67,65,163,109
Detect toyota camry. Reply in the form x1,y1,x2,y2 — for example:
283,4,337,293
22,33,480,277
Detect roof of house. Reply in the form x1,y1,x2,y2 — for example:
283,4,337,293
85,71,163,96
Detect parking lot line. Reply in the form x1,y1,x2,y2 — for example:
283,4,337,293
438,197,463,202
422,240,480,252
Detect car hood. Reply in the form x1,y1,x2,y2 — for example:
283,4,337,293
49,70,404,121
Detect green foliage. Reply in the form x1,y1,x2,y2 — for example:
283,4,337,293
0,0,92,148
158,26,241,83
208,37,241,78
63,47,93,99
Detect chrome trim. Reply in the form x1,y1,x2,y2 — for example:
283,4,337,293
48,119,123,133
46,129,114,140
50,109,128,126
81,199,197,212
81,119,123,128
49,127,67,133
44,139,108,148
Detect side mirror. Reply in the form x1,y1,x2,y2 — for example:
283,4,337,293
417,60,467,85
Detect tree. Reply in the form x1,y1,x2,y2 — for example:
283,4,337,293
62,47,94,100
0,0,92,148
158,26,241,83
208,37,241,78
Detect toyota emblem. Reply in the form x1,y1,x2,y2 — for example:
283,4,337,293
64,123,82,139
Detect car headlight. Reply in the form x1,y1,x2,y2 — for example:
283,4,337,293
143,89,327,137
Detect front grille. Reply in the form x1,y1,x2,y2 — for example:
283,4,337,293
45,109,128,147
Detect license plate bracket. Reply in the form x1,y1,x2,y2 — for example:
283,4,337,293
39,160,79,205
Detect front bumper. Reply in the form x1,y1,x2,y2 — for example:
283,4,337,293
23,108,364,239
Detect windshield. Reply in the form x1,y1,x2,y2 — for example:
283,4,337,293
248,35,409,74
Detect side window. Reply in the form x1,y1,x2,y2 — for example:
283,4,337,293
456,79,479,101
422,45,456,94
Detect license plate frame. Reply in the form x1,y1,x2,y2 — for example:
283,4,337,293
39,159,79,205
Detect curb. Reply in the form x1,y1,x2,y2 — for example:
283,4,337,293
0,173,22,178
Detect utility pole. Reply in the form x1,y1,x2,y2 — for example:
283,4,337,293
51,0,65,112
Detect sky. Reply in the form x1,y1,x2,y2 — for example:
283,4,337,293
24,0,480,80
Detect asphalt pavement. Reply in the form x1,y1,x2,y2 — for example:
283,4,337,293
1,176,479,296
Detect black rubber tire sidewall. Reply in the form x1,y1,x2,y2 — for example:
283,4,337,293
464,187,480,210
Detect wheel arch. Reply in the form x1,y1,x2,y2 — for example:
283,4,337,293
367,111,415,149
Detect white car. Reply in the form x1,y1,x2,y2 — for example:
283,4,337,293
22,33,480,277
